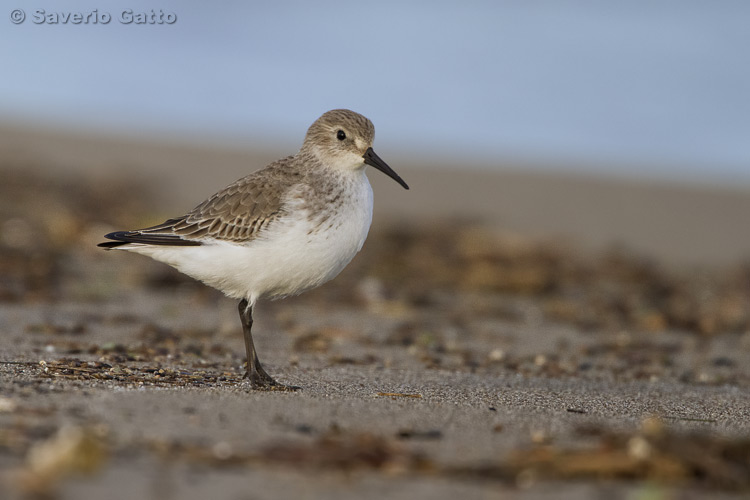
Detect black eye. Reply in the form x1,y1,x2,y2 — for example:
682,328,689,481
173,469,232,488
336,130,346,141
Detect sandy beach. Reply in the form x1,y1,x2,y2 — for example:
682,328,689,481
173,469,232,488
1,124,750,499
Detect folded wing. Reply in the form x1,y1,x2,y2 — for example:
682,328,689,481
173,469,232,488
99,158,296,249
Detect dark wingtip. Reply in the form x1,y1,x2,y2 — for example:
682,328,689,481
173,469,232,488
97,230,202,247
97,231,129,249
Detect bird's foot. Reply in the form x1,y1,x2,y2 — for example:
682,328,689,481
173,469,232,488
243,369,300,392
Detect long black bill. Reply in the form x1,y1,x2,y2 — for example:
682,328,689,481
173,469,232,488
363,147,409,190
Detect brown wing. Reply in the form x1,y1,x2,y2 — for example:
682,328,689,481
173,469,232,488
98,156,299,248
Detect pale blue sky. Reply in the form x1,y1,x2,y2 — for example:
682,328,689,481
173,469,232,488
2,1,749,183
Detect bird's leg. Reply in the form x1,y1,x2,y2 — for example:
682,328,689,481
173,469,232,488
238,299,276,387
238,299,298,391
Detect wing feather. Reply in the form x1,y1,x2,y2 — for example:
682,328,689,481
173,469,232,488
98,156,299,249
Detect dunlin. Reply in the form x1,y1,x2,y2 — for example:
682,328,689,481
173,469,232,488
99,109,408,390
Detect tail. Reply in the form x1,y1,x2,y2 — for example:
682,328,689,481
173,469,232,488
97,240,128,249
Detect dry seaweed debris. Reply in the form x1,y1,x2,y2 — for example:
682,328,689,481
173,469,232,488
260,432,431,472
146,422,750,491
38,358,239,388
149,430,432,474
338,225,750,336
498,420,750,491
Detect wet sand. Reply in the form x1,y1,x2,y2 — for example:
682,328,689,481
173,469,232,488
1,124,750,499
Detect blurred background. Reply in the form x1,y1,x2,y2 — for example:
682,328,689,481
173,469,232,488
2,0,750,184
